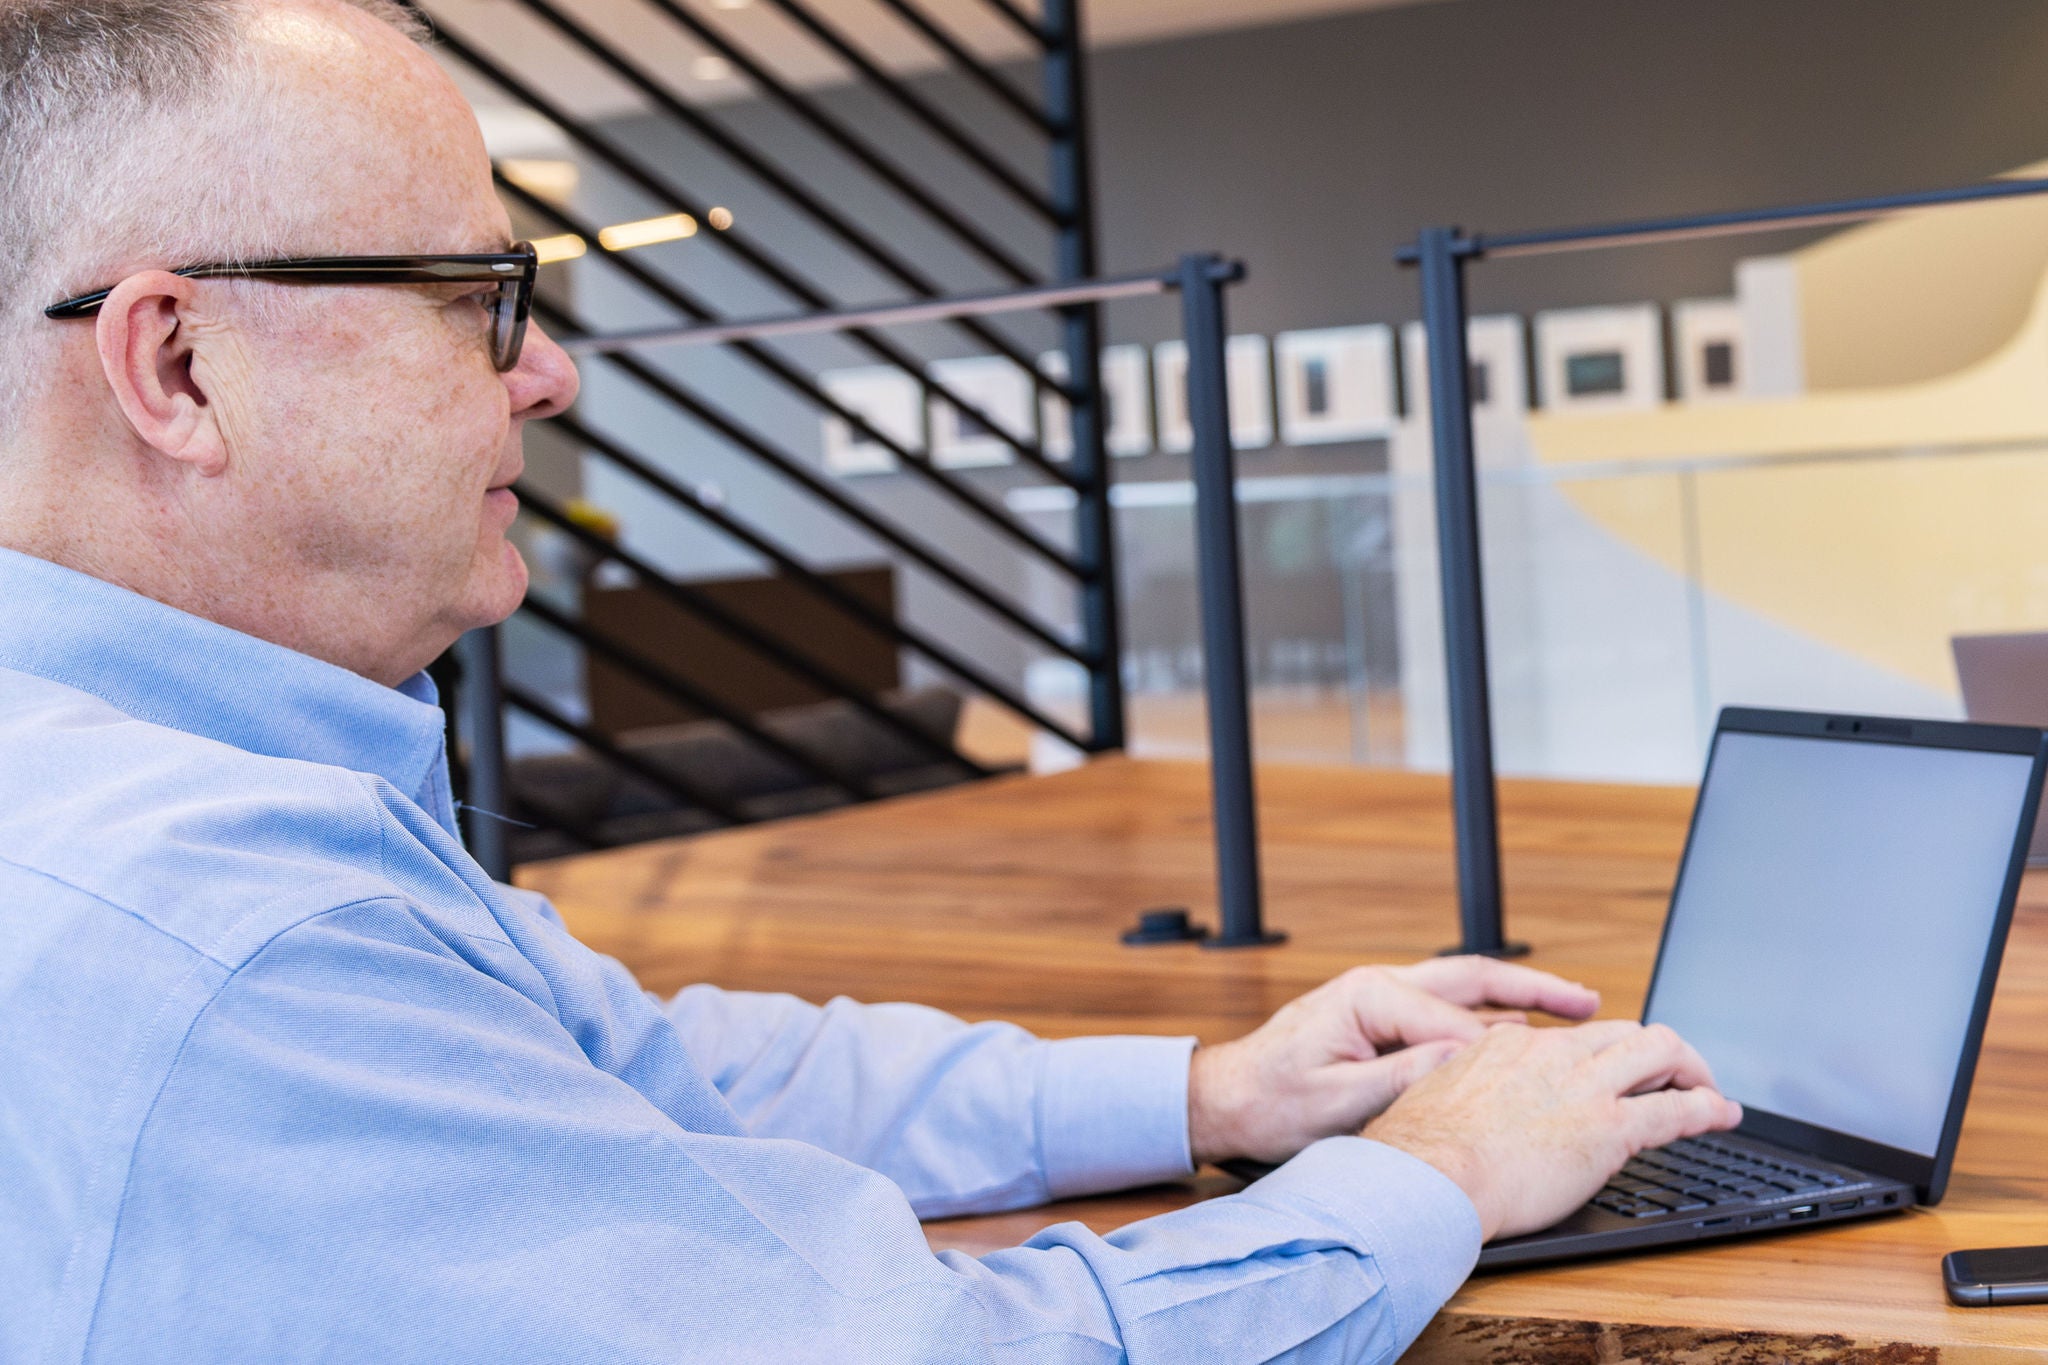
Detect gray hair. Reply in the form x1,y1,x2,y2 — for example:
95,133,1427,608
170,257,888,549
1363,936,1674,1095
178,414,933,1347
0,0,429,438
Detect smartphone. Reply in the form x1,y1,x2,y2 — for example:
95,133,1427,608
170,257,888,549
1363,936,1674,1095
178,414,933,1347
1943,1245,2048,1305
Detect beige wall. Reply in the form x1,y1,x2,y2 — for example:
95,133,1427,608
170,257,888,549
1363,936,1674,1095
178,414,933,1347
1797,161,2048,389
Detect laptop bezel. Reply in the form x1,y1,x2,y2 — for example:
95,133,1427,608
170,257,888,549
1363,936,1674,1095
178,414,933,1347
1636,705,2048,1207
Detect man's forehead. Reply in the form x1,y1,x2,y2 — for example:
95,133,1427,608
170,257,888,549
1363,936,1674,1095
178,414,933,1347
240,0,508,255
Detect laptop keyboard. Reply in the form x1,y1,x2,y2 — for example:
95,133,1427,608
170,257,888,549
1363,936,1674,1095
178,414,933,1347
1593,1136,1852,1219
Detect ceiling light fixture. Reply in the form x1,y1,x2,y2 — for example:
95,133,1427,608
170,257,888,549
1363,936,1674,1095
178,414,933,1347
598,213,699,252
707,206,735,231
496,158,579,205
531,233,588,265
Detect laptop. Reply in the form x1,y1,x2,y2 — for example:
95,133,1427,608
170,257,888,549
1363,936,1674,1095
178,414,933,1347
1479,706,2048,1269
1953,631,2048,865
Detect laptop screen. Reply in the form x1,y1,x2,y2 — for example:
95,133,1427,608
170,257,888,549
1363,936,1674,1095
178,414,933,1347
1643,728,2036,1157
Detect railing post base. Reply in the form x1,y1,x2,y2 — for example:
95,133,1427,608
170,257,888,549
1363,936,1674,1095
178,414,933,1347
1437,940,1529,960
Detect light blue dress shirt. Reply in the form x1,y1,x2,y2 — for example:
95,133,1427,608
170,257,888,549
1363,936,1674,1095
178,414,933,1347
0,547,1480,1363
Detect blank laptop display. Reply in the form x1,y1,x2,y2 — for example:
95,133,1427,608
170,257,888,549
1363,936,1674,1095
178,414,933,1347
1642,729,2035,1157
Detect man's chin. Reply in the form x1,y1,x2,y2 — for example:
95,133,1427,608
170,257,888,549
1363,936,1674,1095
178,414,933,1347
460,539,530,632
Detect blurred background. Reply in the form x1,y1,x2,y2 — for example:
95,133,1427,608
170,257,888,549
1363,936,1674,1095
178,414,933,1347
414,0,2048,860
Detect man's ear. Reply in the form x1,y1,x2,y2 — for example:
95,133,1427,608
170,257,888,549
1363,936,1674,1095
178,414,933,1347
93,271,229,477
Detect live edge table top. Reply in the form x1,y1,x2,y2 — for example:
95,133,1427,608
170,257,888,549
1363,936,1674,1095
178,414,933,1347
519,756,2048,1362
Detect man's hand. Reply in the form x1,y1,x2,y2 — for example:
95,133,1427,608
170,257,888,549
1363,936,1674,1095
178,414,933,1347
1364,1019,1743,1241
1186,956,1600,1166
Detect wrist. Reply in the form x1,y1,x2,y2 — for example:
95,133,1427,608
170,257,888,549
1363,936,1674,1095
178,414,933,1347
1187,1042,1246,1167
1362,1119,1494,1240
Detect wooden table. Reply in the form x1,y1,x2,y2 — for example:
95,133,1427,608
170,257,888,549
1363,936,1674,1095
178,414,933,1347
521,757,2048,1362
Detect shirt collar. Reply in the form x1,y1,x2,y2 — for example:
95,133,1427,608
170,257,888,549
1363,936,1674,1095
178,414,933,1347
0,548,457,832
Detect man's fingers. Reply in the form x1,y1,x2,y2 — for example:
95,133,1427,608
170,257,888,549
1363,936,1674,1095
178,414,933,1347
1619,1085,1744,1153
1556,1018,1646,1057
1348,974,1490,1049
1329,1040,1463,1121
1590,1022,1720,1096
1394,956,1601,1019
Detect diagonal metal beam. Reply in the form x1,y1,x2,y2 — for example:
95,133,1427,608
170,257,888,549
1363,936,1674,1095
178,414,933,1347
547,411,1100,746
544,403,1089,663
504,682,747,825
868,0,1060,135
498,173,1083,491
517,595,878,801
968,0,1051,50
431,23,1053,386
637,0,1054,248
532,291,1087,583
755,0,1063,225
519,490,994,775
501,0,1047,283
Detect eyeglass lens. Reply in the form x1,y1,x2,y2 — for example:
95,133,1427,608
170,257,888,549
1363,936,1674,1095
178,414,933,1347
490,283,516,372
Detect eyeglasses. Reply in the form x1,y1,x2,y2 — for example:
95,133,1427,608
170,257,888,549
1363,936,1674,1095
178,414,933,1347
43,243,540,373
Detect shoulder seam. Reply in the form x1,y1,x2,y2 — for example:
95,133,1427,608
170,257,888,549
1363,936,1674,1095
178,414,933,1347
0,852,228,969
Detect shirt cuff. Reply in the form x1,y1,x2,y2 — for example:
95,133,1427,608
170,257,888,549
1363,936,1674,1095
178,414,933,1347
1243,1136,1482,1343
1036,1033,1197,1199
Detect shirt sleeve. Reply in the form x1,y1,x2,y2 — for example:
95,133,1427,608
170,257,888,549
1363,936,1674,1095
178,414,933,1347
666,982,1196,1216
84,897,1480,1364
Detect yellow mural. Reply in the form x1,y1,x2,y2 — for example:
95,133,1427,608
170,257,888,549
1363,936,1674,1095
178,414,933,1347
1526,216,2048,694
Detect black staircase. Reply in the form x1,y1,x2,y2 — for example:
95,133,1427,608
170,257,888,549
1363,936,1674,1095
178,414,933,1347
412,0,1272,952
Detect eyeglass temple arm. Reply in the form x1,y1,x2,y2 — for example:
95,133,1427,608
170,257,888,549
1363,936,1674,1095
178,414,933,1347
46,255,532,319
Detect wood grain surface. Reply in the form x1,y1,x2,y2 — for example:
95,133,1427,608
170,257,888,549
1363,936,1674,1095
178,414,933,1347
519,757,2048,1357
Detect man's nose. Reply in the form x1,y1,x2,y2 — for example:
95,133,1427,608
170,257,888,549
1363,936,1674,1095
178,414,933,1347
509,322,580,420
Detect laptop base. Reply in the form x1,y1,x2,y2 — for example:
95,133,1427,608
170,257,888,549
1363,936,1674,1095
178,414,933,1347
1478,1132,1914,1269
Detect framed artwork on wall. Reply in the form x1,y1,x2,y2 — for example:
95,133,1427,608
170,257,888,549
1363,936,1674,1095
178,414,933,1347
820,366,922,475
1038,344,1154,460
926,355,1033,468
1398,314,1529,421
1672,297,1744,403
1274,325,1395,445
1533,304,1665,413
1155,334,1274,453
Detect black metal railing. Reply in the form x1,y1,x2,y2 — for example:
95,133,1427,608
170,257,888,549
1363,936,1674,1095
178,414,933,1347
1399,172,2048,959
453,255,1283,946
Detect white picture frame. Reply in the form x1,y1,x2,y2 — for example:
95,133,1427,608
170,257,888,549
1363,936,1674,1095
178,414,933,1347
819,366,922,475
1274,325,1395,445
1038,345,1154,460
1398,314,1529,421
926,355,1032,468
1533,304,1664,413
1154,334,1273,454
1672,297,1744,404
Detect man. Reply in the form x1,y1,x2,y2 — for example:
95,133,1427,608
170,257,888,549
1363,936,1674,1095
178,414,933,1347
0,1,1739,1359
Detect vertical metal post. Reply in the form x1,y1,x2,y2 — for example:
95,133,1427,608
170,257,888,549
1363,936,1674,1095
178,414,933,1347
1043,0,1125,752
455,625,513,883
1180,253,1283,949
1414,227,1525,957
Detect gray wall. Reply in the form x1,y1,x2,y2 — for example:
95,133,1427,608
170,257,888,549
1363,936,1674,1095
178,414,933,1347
547,0,2048,710
1088,0,2048,331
